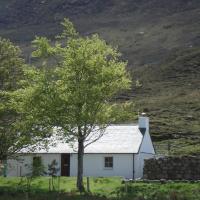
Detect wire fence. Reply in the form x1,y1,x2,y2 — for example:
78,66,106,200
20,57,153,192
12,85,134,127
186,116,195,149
154,140,200,157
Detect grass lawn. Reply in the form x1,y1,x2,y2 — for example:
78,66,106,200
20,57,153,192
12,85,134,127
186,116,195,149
0,177,200,200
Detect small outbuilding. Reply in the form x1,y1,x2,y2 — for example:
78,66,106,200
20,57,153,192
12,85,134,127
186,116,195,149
7,116,155,179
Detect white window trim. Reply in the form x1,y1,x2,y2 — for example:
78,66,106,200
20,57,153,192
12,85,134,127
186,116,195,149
103,156,114,170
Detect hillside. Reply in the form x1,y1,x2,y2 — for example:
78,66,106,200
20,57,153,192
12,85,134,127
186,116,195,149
0,0,200,155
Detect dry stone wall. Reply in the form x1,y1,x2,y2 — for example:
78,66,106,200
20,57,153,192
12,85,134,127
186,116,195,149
143,156,200,180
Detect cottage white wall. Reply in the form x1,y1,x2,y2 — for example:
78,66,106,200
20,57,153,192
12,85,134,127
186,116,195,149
134,152,155,179
70,154,133,179
7,154,61,177
7,152,154,179
139,132,155,154
138,116,155,154
134,117,155,179
134,132,155,179
39,154,61,176
7,156,32,177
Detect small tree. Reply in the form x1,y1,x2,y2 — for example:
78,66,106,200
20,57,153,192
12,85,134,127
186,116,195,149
18,19,133,191
47,159,60,191
32,157,45,177
24,156,45,192
47,159,60,177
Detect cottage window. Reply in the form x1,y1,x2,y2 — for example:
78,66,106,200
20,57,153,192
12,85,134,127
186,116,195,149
33,156,42,168
33,156,41,164
104,157,113,168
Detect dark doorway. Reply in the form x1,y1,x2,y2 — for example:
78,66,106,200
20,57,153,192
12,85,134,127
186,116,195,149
61,154,70,176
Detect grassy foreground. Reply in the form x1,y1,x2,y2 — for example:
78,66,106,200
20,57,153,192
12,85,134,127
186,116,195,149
0,177,200,200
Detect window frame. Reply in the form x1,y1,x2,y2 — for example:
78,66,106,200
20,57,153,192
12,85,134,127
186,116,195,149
104,156,113,169
33,156,42,166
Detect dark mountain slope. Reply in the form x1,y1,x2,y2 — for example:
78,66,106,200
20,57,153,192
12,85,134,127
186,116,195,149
0,0,200,154
134,48,200,137
132,47,200,155
0,0,200,66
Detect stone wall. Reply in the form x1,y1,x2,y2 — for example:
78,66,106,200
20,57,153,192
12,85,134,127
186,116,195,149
143,156,200,180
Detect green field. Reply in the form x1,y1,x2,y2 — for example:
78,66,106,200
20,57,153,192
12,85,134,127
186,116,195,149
0,177,200,200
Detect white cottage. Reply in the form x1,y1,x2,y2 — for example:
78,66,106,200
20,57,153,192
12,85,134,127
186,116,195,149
7,116,155,179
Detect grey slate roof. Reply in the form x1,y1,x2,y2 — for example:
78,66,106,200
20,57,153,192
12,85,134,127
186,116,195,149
29,125,143,154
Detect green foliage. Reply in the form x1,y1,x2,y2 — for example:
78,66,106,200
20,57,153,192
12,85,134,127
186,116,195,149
57,18,79,39
0,37,50,170
0,37,24,91
24,157,45,179
18,19,132,191
47,160,59,177
120,182,200,200
27,19,132,134
0,37,30,161
47,160,60,191
32,37,55,59
16,18,133,149
23,157,45,193
32,157,45,177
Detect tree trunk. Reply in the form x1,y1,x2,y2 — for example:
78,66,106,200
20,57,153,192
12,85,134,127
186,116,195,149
2,156,7,177
3,160,7,177
77,138,85,192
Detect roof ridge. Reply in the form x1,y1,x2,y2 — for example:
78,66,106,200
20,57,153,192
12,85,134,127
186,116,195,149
108,124,138,126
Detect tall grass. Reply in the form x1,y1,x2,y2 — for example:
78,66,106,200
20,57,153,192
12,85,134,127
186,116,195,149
0,177,199,200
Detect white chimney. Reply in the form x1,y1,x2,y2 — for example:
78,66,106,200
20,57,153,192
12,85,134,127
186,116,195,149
138,114,149,133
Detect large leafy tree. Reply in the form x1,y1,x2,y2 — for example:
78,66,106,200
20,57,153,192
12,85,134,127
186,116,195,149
0,38,50,176
18,19,132,191
0,38,32,177
0,37,26,163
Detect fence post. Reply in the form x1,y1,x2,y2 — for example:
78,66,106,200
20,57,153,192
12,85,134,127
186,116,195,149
87,177,90,192
125,181,128,193
58,176,60,192
49,178,51,192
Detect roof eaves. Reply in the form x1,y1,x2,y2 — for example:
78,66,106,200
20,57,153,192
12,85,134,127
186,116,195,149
136,128,146,153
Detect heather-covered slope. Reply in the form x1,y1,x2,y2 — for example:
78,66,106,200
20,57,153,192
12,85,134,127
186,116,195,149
0,0,200,154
